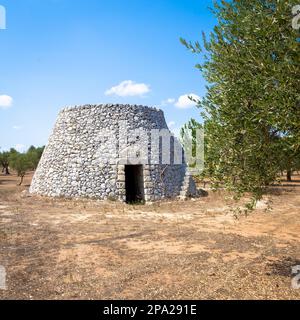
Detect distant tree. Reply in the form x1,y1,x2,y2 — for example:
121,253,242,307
26,145,45,170
0,145,44,181
9,153,31,185
278,135,300,181
0,148,21,175
35,146,45,160
0,151,10,175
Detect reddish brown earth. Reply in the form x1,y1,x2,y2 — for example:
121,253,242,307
0,172,299,299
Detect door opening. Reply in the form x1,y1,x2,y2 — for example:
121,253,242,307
125,165,144,203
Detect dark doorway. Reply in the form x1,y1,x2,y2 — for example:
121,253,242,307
125,165,144,203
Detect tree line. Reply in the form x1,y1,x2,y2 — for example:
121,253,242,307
0,146,45,185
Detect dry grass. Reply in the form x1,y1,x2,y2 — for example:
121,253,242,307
0,172,299,299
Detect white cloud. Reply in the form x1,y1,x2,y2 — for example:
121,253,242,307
12,125,22,130
168,121,176,128
165,98,175,104
159,98,175,107
105,80,150,97
15,144,26,153
0,95,13,109
175,93,200,109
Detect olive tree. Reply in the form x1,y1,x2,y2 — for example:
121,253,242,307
181,0,300,210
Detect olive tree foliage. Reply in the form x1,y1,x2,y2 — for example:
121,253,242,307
180,0,300,210
0,151,10,174
0,148,18,175
0,145,45,185
9,153,31,186
26,145,45,170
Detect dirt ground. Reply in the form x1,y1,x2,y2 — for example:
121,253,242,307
0,172,299,300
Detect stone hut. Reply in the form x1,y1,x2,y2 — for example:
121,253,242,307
29,104,198,202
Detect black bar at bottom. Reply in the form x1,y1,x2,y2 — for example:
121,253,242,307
0,300,298,319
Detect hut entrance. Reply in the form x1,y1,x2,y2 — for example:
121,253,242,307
125,165,144,203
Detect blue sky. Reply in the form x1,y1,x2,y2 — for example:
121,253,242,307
0,0,215,152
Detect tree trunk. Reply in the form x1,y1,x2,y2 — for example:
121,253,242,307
4,166,10,175
287,169,292,182
19,175,24,186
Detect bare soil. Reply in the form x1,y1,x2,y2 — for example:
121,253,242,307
0,172,299,300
